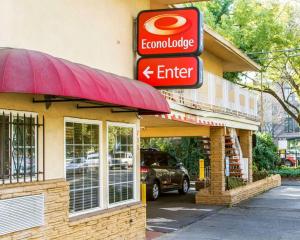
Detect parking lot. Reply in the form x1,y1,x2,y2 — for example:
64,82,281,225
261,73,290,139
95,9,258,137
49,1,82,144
146,187,222,239
152,180,300,240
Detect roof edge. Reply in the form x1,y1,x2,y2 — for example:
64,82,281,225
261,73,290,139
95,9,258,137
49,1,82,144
204,25,261,72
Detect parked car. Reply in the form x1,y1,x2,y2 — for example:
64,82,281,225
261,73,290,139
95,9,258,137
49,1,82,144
140,148,190,201
286,154,297,167
108,151,133,170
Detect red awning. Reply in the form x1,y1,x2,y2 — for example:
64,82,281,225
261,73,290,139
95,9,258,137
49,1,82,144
0,48,170,114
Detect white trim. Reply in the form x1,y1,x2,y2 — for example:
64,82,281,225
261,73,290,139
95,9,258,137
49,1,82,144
64,117,104,217
64,117,101,125
108,199,139,209
106,121,138,208
0,108,38,117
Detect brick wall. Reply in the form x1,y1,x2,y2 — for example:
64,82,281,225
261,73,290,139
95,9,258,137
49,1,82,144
196,174,281,205
210,127,225,194
229,174,281,205
239,130,253,182
0,179,146,240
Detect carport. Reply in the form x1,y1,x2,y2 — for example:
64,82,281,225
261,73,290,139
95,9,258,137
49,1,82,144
140,111,223,233
140,110,255,235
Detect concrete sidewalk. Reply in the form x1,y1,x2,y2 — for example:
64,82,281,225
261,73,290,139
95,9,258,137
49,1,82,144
158,180,300,240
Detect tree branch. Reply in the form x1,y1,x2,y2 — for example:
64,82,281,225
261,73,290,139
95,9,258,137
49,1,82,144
235,81,300,123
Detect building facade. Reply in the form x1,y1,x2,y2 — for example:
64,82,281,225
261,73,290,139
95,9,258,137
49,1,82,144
0,1,173,239
0,1,266,239
261,89,300,151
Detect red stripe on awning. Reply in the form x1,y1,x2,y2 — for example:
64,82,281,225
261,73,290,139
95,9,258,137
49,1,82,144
155,114,225,127
0,48,170,115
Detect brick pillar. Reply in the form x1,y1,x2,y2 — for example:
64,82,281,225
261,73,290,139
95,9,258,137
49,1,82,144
239,130,253,182
210,127,225,194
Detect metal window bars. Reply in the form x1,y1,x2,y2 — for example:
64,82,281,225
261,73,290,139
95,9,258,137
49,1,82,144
0,112,45,184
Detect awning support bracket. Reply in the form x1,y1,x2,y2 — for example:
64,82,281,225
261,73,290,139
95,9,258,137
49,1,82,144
33,96,85,109
76,104,123,109
111,110,139,113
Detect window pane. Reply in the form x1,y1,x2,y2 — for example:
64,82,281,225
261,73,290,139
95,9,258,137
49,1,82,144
108,125,135,205
65,120,100,214
0,114,36,181
66,122,74,145
0,115,9,179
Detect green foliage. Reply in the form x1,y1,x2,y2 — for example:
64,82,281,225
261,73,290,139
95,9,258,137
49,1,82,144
253,133,280,170
194,0,296,66
253,168,269,182
192,0,300,124
227,177,246,190
141,137,207,180
271,166,300,178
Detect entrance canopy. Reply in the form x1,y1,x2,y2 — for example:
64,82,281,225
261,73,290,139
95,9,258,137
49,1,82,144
141,112,224,138
0,48,170,115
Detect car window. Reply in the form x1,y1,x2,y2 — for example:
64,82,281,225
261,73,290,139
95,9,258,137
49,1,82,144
141,152,156,166
167,154,177,167
155,153,168,167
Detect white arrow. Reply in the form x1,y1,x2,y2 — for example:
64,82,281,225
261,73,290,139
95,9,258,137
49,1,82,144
143,66,154,79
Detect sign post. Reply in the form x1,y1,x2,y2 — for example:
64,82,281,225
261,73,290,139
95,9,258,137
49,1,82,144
199,159,205,180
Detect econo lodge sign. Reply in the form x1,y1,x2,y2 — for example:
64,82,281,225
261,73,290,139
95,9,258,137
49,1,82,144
137,56,203,88
137,8,203,56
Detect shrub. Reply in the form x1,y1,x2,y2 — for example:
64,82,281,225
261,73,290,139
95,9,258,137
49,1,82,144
253,169,269,181
253,133,280,171
227,177,246,190
271,166,300,178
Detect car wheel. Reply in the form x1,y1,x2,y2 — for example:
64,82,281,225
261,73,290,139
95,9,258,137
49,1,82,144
179,178,189,195
149,182,160,201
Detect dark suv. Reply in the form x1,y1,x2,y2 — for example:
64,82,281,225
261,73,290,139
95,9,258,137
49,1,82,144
141,149,190,201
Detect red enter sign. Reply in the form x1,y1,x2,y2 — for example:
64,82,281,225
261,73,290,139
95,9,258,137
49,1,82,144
137,8,203,56
137,56,202,89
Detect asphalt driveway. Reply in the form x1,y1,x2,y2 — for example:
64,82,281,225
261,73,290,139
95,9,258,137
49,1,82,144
146,188,222,238
158,180,300,240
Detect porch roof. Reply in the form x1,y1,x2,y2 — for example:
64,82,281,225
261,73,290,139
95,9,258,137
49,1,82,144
0,48,170,115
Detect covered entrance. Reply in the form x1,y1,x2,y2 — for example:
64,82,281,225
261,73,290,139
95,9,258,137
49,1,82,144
140,110,255,236
140,113,216,234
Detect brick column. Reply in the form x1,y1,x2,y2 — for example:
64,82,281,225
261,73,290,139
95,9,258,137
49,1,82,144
239,130,253,182
210,127,225,194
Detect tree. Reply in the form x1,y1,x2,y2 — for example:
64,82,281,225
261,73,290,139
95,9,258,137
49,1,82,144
253,132,280,170
194,0,300,125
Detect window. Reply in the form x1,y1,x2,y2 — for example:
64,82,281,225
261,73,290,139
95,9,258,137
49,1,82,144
285,116,294,133
65,119,101,214
284,116,300,133
0,110,38,183
108,123,136,206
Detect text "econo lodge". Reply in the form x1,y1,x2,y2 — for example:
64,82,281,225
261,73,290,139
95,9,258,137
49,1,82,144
141,37,195,50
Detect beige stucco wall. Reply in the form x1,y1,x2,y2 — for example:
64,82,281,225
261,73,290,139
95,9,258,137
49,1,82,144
201,51,224,77
141,126,210,137
0,93,141,201
0,0,149,79
0,0,227,80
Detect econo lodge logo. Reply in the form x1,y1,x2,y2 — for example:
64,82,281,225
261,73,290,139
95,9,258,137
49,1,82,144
137,8,202,56
144,14,191,36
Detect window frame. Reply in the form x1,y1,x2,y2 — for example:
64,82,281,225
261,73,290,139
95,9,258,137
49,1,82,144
106,121,138,208
64,117,103,217
0,109,38,184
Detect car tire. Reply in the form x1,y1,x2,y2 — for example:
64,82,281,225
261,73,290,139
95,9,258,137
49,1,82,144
179,177,189,195
149,181,160,201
